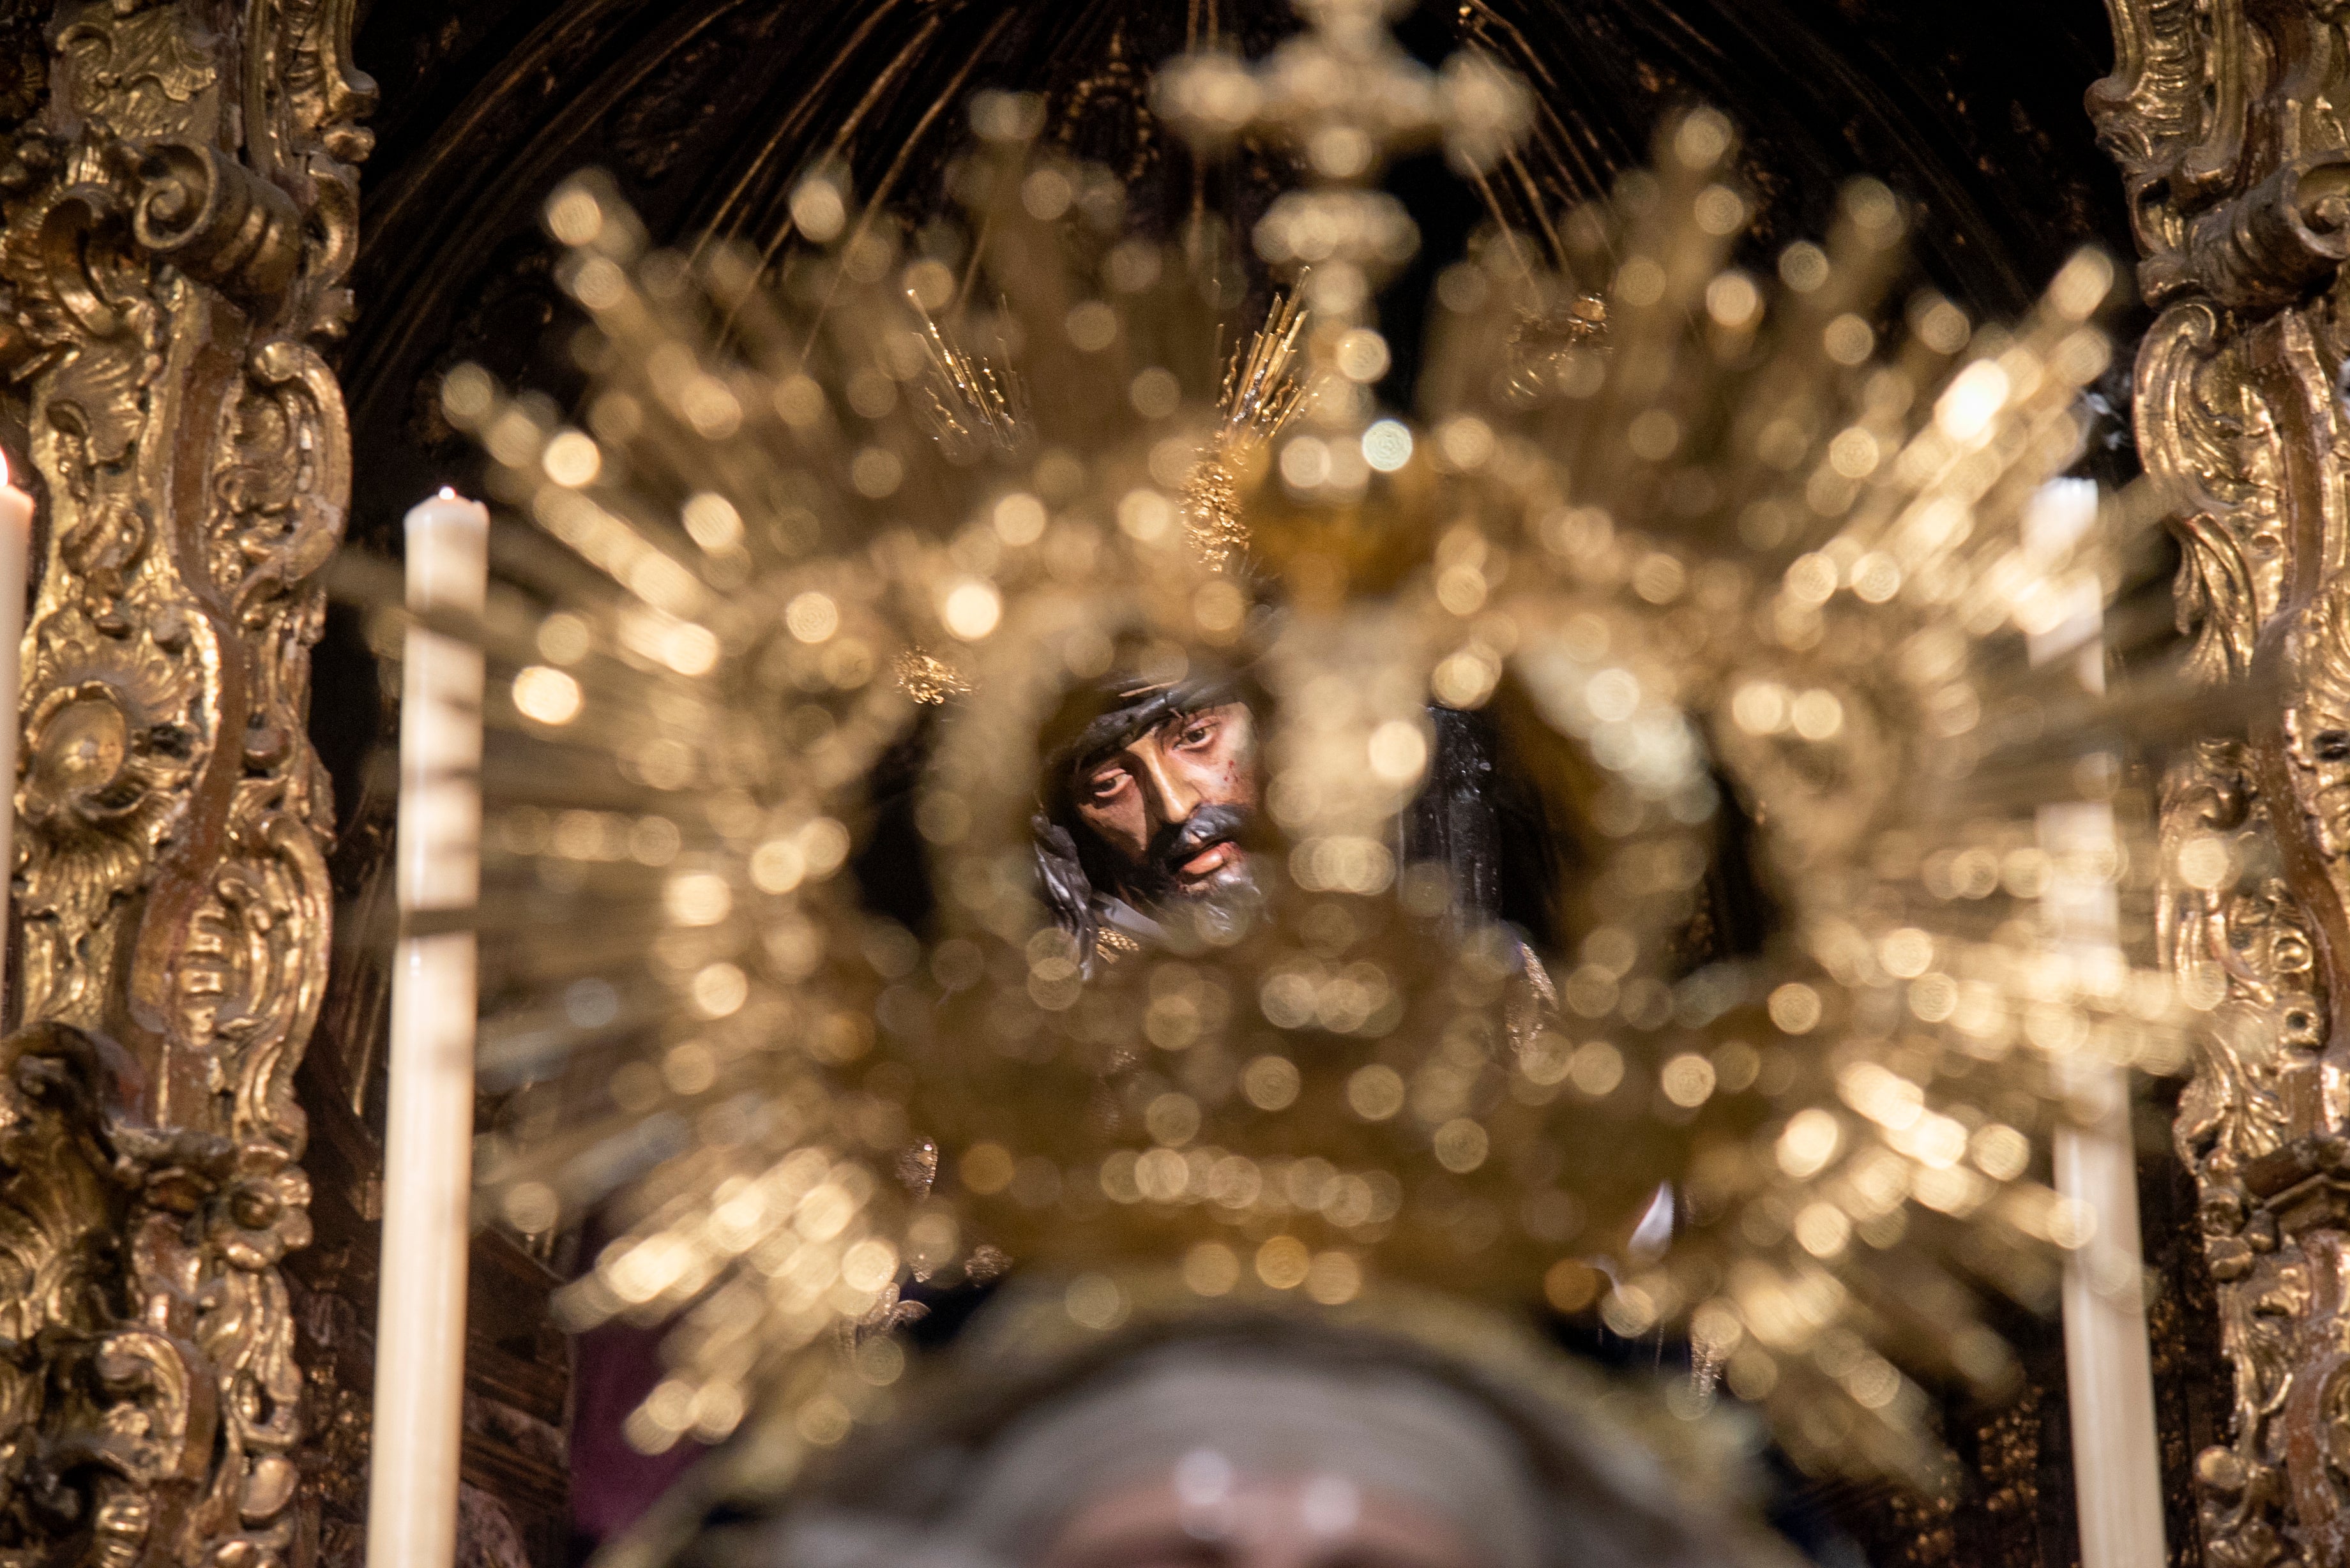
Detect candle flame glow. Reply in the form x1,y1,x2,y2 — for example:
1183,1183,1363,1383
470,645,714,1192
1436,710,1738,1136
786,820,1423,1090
437,486,458,501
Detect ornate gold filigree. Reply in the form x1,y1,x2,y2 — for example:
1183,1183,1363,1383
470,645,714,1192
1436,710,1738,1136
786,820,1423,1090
891,647,971,706
2133,303,2284,682
0,3,369,1565
1182,286,1306,569
443,24,2180,1481
2107,4,2350,1561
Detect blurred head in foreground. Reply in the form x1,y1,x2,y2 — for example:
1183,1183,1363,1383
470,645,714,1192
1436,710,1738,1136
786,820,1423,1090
686,1295,1793,1568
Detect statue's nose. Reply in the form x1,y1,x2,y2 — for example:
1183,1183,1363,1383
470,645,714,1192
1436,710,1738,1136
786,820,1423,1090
1135,743,1200,827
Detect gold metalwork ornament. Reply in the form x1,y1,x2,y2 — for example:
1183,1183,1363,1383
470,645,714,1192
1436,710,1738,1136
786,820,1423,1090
911,296,1027,460
2101,3,2350,1562
0,3,368,1564
891,649,971,707
0,2,2289,1563
414,2,2199,1496
1183,286,1309,571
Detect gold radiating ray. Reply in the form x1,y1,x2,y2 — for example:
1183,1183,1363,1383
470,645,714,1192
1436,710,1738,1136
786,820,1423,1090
1184,285,1311,570
345,71,2202,1489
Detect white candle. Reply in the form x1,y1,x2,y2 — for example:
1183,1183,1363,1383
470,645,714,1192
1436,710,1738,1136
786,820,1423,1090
369,489,490,1568
0,451,31,1021
2028,479,2164,1568
2042,806,2164,1568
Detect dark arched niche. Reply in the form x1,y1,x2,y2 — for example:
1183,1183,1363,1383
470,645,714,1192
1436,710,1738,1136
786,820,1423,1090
340,0,2134,555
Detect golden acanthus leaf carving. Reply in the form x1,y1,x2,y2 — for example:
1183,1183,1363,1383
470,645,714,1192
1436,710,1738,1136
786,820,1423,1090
0,2,370,1566
2134,303,2286,681
2161,744,2342,1568
2107,2,2350,1562
52,4,219,133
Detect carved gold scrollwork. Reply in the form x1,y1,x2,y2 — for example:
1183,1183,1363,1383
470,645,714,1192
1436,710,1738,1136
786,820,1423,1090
18,637,212,1032
2109,1,2350,1562
35,182,133,342
131,140,304,303
0,2,366,1565
213,339,347,615
2174,154,2350,312
2135,304,2285,680
51,4,219,137
2093,0,2241,261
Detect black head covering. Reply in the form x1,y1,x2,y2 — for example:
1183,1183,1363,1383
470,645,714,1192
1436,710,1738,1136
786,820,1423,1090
1031,669,1248,968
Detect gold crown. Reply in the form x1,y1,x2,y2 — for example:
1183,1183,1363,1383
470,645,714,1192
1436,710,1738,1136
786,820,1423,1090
417,0,2190,1490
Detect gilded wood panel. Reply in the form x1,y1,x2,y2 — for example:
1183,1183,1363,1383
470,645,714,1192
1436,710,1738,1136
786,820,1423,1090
0,3,367,1565
2102,2,2350,1563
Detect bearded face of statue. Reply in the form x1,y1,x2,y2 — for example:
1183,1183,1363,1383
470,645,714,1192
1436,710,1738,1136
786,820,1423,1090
1068,702,1259,916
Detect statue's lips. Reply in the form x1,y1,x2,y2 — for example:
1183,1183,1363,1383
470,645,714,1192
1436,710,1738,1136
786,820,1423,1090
1176,840,1241,881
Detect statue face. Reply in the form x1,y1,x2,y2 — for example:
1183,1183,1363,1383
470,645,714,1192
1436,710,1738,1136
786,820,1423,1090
1072,702,1259,910
1041,1472,1482,1568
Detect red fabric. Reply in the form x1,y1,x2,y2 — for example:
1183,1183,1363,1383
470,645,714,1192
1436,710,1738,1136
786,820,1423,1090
566,1317,708,1545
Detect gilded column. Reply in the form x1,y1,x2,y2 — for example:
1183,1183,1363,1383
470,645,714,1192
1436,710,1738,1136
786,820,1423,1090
0,3,368,1565
2099,4,2350,1565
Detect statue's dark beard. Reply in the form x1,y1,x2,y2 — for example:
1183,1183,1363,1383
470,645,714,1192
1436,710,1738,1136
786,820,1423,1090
1111,802,1257,911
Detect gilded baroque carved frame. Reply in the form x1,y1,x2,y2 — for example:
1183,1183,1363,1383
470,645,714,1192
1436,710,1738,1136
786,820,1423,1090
0,3,368,1565
0,3,2323,1567
2102,3,2350,1564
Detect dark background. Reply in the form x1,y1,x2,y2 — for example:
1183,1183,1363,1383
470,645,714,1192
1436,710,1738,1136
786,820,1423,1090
306,5,2212,1566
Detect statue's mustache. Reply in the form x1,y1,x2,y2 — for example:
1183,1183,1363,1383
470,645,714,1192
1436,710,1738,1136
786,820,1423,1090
1148,802,1251,880
1109,804,1259,902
